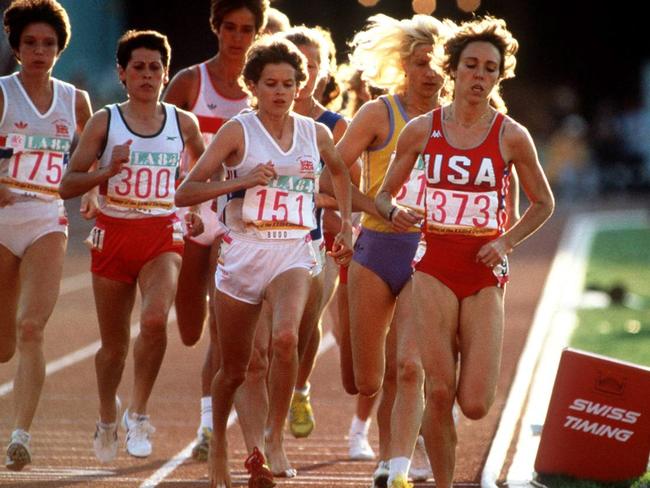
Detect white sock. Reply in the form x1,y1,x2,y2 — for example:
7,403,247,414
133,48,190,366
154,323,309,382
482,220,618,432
294,382,310,396
349,414,370,435
200,396,212,433
387,457,411,485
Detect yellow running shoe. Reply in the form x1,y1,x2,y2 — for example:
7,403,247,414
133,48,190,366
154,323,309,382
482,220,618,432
389,474,414,488
288,389,315,438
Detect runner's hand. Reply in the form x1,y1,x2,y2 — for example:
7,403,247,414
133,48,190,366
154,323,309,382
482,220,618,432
107,139,132,177
476,236,512,268
0,183,16,207
80,191,99,219
328,221,353,266
245,161,277,187
390,206,423,232
185,211,204,237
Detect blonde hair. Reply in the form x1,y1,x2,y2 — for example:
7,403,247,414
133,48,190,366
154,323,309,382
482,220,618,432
281,25,331,81
348,13,449,93
443,15,518,113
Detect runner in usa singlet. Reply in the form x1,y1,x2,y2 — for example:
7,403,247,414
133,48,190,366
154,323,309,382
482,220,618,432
416,106,512,299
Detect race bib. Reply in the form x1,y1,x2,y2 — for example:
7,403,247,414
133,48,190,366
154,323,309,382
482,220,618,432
395,154,427,212
0,133,70,200
242,174,316,239
425,187,499,236
106,150,179,214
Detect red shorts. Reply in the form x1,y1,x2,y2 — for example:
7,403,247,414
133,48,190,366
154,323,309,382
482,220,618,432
415,234,508,300
89,213,184,284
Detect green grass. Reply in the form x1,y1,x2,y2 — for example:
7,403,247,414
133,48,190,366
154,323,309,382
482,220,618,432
535,473,642,488
572,227,650,366
583,228,650,297
536,226,650,487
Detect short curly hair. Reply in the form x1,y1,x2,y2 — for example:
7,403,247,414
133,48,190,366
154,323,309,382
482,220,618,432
443,16,518,112
243,36,307,87
116,29,171,72
3,0,71,54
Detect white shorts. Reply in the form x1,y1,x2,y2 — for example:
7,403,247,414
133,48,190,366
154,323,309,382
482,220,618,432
310,237,326,277
0,199,67,257
216,231,316,304
178,199,226,247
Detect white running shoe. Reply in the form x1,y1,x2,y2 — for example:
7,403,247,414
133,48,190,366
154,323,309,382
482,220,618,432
372,460,390,488
5,429,31,471
93,397,121,463
408,435,432,482
122,409,155,458
349,430,375,460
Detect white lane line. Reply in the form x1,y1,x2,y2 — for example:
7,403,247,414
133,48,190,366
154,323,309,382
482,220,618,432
139,331,337,488
0,309,177,398
505,210,648,486
481,210,648,488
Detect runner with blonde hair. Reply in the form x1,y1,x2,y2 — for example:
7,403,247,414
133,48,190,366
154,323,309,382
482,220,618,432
334,13,451,487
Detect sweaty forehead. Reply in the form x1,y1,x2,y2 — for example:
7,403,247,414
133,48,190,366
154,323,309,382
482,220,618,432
413,44,433,56
129,48,163,64
260,62,296,80
461,41,501,64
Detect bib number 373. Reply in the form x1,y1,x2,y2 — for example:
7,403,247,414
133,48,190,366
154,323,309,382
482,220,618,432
425,188,498,232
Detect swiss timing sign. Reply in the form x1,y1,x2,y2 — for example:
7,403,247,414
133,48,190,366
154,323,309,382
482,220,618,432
535,348,650,481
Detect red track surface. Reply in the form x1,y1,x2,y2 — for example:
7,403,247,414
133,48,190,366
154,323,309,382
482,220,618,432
0,198,566,487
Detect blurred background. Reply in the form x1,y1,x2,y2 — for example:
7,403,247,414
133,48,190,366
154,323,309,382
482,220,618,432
2,0,649,202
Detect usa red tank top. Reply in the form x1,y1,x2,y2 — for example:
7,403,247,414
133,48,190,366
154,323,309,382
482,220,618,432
421,106,512,241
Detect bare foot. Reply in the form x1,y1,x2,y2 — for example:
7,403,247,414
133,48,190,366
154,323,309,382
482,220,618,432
208,437,231,488
264,435,296,478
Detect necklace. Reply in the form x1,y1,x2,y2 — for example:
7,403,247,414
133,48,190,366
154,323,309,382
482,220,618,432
448,104,492,129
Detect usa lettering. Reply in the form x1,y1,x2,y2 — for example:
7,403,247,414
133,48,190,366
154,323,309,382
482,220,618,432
426,154,496,187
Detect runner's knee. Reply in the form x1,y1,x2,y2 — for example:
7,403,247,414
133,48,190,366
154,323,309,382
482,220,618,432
397,357,424,389
458,391,494,420
355,374,382,398
425,380,455,414
17,318,45,346
140,312,168,342
271,328,298,362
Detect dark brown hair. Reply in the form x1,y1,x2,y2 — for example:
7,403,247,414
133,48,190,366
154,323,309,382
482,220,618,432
210,0,269,36
116,29,171,71
243,37,306,86
3,0,71,54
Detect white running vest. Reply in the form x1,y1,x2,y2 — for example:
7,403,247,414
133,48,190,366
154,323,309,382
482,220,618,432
0,73,76,201
192,62,250,146
98,103,184,219
224,111,320,240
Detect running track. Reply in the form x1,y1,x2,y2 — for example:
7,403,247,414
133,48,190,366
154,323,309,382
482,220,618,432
0,196,576,487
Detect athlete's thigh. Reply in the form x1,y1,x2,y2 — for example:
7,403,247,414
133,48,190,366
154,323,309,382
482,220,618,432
175,239,211,306
139,252,182,314
297,272,324,353
347,260,396,348
266,267,312,336
392,281,420,368
17,232,67,324
0,245,20,350
92,274,137,347
411,272,459,388
213,289,261,372
457,287,504,402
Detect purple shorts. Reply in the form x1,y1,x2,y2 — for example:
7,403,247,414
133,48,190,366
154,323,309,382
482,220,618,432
352,227,420,295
